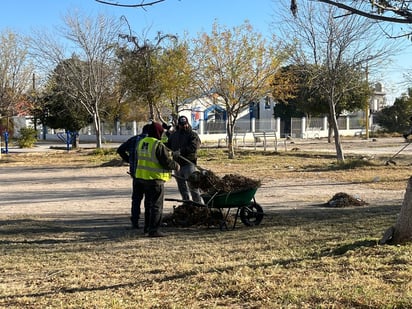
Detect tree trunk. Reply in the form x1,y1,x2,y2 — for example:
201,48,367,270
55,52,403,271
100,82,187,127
380,176,412,245
93,112,102,149
327,121,332,143
331,117,344,162
328,100,345,161
72,133,80,149
226,121,235,159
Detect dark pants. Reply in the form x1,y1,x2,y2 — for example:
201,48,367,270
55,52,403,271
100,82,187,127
174,164,202,203
131,178,144,227
136,179,165,234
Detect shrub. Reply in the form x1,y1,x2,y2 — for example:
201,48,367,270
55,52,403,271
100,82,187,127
18,127,37,148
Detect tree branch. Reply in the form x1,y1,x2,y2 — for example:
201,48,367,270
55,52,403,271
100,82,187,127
290,0,412,24
95,0,165,8
315,0,412,23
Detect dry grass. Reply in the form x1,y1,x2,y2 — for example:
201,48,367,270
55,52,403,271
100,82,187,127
1,145,412,308
197,148,412,191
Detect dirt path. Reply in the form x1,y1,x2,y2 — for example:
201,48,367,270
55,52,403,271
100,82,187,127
1,136,409,221
0,163,405,219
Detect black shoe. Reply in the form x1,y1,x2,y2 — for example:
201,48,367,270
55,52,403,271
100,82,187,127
148,231,166,237
130,217,139,229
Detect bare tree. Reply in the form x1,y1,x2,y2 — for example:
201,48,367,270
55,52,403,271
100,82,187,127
281,1,396,161
31,11,123,148
0,30,33,130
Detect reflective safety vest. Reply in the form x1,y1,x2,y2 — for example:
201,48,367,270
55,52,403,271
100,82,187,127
161,133,168,144
135,137,171,181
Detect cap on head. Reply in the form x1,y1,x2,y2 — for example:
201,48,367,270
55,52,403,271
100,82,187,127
142,124,151,134
162,122,172,131
148,122,164,140
178,115,188,125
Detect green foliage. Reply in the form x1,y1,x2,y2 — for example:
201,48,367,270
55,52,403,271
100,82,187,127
193,21,286,159
332,158,376,170
116,34,181,121
42,58,94,132
374,90,412,134
17,127,37,148
89,147,117,156
273,64,370,119
0,117,14,136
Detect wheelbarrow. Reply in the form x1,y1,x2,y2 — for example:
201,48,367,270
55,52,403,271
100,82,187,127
165,187,264,230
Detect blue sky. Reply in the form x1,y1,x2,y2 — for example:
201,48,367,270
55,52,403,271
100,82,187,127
1,0,411,103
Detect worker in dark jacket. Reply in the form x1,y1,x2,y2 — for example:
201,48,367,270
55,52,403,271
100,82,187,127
117,124,150,229
165,115,202,203
136,122,180,237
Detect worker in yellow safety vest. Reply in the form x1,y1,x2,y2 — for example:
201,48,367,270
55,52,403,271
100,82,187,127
135,122,180,237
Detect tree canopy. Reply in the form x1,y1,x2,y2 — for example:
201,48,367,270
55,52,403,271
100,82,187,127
117,31,183,124
0,30,33,131
191,21,287,158
375,89,412,133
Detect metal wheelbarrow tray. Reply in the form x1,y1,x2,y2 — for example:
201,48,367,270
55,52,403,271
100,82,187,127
166,187,264,230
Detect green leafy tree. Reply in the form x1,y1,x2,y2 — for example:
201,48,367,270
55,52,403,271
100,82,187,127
375,90,412,134
273,64,370,136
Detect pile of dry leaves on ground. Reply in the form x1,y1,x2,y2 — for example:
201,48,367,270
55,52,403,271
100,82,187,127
325,192,368,208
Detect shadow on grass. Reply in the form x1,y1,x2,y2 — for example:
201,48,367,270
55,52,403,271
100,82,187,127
0,202,400,245
0,203,401,304
0,215,136,245
262,202,400,227
327,239,378,256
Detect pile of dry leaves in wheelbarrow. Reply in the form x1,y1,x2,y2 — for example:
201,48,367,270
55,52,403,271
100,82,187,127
163,170,261,227
188,170,261,194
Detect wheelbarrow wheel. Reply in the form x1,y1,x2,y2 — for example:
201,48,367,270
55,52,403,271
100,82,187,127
239,202,264,226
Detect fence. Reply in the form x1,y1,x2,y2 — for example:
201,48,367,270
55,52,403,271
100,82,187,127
40,114,372,144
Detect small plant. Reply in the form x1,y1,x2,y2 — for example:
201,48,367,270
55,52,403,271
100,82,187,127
333,158,376,170
17,127,37,148
90,147,117,156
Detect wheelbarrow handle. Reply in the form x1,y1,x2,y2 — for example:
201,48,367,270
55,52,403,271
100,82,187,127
177,154,207,171
385,141,412,165
165,145,207,171
165,198,208,208
171,174,185,180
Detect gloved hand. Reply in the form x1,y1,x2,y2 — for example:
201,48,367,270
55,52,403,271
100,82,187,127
172,150,181,160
